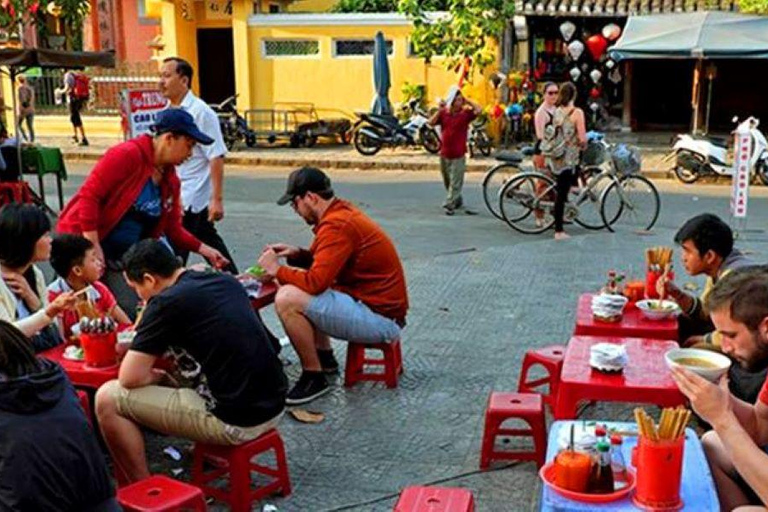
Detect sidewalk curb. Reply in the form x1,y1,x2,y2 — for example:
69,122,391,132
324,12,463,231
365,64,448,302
61,148,675,180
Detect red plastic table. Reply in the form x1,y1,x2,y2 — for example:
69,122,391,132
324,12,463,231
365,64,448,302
553,335,686,420
40,345,119,390
574,293,678,340
250,281,278,310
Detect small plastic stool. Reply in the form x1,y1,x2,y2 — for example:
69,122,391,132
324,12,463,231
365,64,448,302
117,475,206,511
344,339,403,389
517,345,565,408
480,392,547,469
394,486,475,512
191,429,290,512
76,389,92,425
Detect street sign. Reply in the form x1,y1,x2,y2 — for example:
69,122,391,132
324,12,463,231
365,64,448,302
730,128,751,219
120,89,168,139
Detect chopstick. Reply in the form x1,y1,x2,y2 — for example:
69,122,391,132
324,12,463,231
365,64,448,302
73,285,94,298
635,406,691,441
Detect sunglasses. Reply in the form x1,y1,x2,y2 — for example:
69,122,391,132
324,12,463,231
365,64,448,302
546,90,559,95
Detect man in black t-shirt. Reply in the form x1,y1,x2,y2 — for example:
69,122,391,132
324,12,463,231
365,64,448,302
95,240,287,483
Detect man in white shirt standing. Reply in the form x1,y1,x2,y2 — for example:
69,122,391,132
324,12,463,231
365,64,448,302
159,57,237,273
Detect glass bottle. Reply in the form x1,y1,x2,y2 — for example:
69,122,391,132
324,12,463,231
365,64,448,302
589,441,615,494
610,434,628,489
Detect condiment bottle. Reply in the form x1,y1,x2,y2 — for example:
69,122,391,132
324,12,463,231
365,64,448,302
589,441,615,494
610,434,628,489
595,425,607,445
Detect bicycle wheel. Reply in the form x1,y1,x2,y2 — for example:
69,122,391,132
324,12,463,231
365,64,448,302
482,163,519,220
600,174,661,233
499,172,556,234
572,167,610,230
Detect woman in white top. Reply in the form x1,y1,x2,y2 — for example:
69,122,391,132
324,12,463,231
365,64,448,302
0,204,74,349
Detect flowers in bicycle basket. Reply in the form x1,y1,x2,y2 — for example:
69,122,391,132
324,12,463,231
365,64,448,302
611,143,641,176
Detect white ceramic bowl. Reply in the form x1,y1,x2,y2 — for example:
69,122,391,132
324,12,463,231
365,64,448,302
665,348,732,382
636,299,681,321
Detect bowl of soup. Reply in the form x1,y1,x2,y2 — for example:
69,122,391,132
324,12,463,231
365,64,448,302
665,348,732,382
636,299,681,321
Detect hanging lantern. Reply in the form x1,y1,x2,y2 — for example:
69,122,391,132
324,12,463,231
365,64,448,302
605,59,616,70
567,40,585,60
559,21,577,42
602,23,622,41
609,68,622,83
586,34,608,61
590,69,602,83
569,67,582,81
492,104,504,119
589,102,600,112
589,87,601,99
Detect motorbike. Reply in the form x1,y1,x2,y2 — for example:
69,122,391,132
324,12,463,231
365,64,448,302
210,94,257,151
352,100,441,156
665,116,768,185
468,118,493,157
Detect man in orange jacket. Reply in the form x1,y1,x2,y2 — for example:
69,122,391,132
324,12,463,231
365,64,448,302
258,167,409,404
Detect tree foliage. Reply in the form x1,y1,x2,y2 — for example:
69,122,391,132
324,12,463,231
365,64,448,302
333,0,445,13
737,0,768,13
398,0,514,74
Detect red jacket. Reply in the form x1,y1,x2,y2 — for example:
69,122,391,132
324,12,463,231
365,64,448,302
56,135,200,253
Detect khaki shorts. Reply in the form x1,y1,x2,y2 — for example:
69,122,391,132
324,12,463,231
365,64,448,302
101,380,282,445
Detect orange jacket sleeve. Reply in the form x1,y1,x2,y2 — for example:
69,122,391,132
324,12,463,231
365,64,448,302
276,223,355,295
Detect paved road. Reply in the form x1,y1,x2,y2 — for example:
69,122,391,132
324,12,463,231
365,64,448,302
52,165,768,511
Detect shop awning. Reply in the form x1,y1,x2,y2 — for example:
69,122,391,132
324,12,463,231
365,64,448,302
610,11,768,59
0,48,115,69
517,0,735,17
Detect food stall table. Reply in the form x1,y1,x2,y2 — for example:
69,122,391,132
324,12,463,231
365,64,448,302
574,293,678,340
540,421,719,511
250,281,278,310
554,336,686,420
21,146,67,210
40,344,118,390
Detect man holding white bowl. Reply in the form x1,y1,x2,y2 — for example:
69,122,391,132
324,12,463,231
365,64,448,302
671,268,768,512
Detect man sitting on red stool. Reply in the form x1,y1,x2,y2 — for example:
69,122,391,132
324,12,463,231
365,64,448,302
671,267,768,512
96,240,287,483
258,167,409,405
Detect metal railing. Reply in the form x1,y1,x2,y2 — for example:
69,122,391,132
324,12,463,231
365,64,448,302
25,62,159,116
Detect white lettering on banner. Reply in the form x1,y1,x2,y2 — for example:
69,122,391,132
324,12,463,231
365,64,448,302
121,89,169,139
730,130,751,219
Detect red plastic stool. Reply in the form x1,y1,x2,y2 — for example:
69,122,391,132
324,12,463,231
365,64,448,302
191,429,290,512
480,392,547,469
117,475,206,511
517,345,565,408
394,486,475,512
344,339,403,389
0,182,31,206
76,389,92,425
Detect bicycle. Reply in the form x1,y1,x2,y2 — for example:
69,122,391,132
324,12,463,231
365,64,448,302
498,139,660,235
481,150,526,220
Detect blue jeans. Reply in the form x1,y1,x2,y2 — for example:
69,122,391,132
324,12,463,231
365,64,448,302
305,289,401,343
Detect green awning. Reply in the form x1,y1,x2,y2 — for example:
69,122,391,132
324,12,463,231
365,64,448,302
610,11,768,59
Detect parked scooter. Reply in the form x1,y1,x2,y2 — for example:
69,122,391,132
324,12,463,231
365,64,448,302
352,100,441,156
468,117,493,157
210,94,257,150
666,116,768,185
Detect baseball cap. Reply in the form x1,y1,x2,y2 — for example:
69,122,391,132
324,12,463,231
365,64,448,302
277,167,334,205
150,109,214,145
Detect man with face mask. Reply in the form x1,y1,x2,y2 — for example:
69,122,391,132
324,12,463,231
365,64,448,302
671,268,768,512
257,167,409,405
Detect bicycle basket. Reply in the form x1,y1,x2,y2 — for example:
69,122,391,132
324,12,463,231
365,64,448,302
581,140,607,166
611,143,642,176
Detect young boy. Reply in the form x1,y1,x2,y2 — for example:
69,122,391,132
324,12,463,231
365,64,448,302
48,234,131,340
429,85,482,215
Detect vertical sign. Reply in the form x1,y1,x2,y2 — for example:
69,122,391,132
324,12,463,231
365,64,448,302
731,129,751,218
120,89,168,139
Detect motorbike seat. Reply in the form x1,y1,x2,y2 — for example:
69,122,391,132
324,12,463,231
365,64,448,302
495,151,523,164
366,114,401,130
692,134,730,148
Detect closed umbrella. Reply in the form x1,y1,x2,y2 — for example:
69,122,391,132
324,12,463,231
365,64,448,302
371,31,392,116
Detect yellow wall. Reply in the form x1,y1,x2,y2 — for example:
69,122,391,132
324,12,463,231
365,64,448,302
247,24,472,115
285,0,337,12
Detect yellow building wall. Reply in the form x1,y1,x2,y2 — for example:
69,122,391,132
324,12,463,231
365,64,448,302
285,0,337,12
246,24,494,115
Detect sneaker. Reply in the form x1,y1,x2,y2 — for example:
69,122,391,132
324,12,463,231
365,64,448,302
445,207,455,216
463,208,478,216
79,138,89,147
285,371,330,405
318,349,339,374
72,136,79,144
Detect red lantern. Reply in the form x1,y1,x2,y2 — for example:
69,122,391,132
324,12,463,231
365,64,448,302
586,34,608,61
589,87,601,99
492,104,504,119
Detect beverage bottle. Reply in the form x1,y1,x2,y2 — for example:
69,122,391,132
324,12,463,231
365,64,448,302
589,441,615,494
610,434,628,489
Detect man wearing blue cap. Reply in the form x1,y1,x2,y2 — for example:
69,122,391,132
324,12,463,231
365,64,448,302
57,109,229,316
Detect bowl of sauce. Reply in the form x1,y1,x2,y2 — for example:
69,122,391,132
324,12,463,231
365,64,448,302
665,348,731,382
